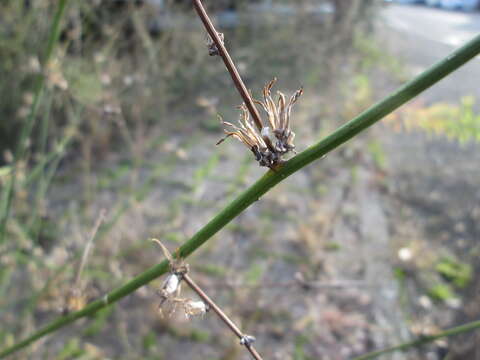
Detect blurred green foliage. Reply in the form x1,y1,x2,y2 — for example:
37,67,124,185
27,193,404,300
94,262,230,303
436,257,472,289
427,283,456,302
401,96,480,144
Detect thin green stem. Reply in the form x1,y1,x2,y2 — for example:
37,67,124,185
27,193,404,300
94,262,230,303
353,319,480,360
0,0,69,244
2,32,480,359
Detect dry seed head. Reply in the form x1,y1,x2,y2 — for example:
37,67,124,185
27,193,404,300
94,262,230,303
255,78,303,155
217,79,303,167
152,239,187,317
183,299,209,319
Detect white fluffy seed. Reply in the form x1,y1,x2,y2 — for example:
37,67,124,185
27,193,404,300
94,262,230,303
164,274,180,294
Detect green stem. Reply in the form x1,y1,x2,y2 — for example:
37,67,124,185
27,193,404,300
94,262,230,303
353,319,480,360
2,32,480,359
0,0,69,244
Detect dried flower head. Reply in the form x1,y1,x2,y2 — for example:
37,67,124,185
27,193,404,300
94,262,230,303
165,298,209,320
217,78,303,168
182,299,209,319
256,78,303,154
151,239,211,321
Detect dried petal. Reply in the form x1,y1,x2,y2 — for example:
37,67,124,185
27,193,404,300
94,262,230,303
277,92,287,130
285,88,303,130
163,274,180,295
184,300,208,318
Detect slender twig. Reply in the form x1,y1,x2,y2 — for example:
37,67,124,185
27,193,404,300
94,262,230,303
62,210,106,314
73,210,106,288
2,33,480,359
192,0,264,133
182,274,263,360
353,319,480,360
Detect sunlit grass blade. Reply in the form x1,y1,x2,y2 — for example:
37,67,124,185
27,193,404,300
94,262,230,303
353,319,480,360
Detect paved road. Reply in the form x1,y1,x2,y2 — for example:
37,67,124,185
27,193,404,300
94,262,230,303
383,3,480,47
376,6,480,360
380,3,480,103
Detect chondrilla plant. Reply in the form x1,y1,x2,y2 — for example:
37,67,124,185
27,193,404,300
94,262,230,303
2,0,480,358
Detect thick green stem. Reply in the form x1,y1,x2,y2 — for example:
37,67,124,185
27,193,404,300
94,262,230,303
353,319,480,360
2,32,480,359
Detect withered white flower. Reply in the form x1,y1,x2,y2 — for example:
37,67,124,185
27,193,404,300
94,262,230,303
217,78,303,168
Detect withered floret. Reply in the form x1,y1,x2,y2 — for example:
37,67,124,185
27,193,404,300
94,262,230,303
217,78,303,168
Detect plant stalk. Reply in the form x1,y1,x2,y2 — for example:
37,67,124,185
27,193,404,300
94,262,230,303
192,0,264,133
73,210,106,288
353,319,480,360
183,274,263,360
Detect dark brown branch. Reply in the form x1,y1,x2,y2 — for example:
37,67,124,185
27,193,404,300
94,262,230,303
192,0,264,133
182,274,263,360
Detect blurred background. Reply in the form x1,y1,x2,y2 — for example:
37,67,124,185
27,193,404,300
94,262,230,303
1,0,480,359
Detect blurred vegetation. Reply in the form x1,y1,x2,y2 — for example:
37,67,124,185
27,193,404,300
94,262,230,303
0,0,377,159
427,255,473,303
390,96,480,144
436,257,472,289
0,0,378,252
